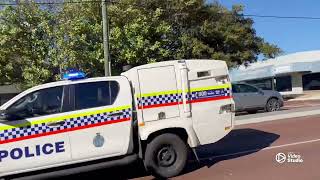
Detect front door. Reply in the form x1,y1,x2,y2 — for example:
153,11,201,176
67,77,133,161
0,85,72,175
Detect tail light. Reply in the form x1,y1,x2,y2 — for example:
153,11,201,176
216,75,229,84
220,104,234,114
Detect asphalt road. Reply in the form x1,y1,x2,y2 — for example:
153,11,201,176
167,115,320,180
67,114,320,180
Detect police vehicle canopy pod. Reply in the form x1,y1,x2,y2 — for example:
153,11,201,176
122,60,234,145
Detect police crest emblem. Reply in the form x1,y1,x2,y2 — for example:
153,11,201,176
93,133,105,147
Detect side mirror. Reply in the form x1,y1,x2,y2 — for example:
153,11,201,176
0,109,22,121
0,111,9,122
258,90,265,95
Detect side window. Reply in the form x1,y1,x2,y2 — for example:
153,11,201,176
232,84,240,93
74,81,119,110
7,86,64,119
239,84,259,93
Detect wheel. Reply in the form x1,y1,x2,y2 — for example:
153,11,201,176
247,110,258,114
143,133,188,178
265,98,280,112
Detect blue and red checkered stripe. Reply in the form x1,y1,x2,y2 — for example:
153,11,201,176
0,108,131,144
137,93,183,109
137,87,231,109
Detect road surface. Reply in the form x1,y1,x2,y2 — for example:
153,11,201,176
141,115,320,180
65,114,320,180
284,99,320,109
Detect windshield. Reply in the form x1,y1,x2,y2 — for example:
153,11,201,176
6,86,63,119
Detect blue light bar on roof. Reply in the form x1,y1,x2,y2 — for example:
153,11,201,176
63,69,86,80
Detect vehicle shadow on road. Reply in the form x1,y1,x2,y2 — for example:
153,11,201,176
182,128,280,176
62,128,279,180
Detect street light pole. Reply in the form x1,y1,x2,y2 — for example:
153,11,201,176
102,0,110,76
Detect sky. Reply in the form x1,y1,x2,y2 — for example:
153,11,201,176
209,0,320,55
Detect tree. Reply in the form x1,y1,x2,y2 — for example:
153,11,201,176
108,0,174,74
55,2,105,77
0,0,282,88
0,3,57,88
108,0,281,69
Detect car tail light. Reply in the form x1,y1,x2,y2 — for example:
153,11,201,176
220,104,234,114
216,75,229,84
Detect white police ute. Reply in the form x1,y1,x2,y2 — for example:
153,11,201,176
0,60,235,179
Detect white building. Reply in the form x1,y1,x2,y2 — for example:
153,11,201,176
0,84,20,105
230,50,320,96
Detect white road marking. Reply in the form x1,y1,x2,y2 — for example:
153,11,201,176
263,138,320,150
198,138,320,161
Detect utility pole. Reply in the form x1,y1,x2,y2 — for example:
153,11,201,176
102,0,111,76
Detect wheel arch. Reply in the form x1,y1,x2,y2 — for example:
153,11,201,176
266,96,279,104
146,128,189,145
269,96,279,100
139,118,200,149
265,96,281,111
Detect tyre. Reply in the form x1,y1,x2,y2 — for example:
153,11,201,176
266,98,280,112
143,133,188,178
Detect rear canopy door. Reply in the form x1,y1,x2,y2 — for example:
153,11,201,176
137,66,180,122
185,60,233,145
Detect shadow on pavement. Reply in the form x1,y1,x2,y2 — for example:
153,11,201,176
60,128,280,180
182,128,280,175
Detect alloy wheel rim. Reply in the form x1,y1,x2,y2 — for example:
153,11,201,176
157,146,177,167
268,99,279,111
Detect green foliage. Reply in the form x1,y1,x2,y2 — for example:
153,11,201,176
0,3,57,88
108,0,173,72
0,0,282,88
55,2,104,77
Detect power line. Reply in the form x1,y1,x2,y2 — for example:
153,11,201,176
243,14,320,20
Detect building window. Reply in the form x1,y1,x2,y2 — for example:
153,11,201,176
0,94,18,105
303,73,320,90
275,76,292,92
243,78,273,90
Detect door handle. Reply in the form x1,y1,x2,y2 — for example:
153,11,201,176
46,121,65,127
107,112,124,117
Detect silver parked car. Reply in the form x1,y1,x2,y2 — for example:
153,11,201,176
232,83,284,113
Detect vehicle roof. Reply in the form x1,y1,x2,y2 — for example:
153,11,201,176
0,76,123,110
124,59,225,73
